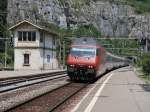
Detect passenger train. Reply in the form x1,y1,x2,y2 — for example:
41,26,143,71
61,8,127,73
67,37,106,81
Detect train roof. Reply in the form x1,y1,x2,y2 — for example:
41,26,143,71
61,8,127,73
72,37,99,46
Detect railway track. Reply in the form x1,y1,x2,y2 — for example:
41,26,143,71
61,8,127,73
7,82,88,112
0,75,70,112
6,64,126,112
0,65,129,112
0,71,67,93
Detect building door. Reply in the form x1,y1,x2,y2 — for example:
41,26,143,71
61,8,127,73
47,55,51,63
24,54,30,66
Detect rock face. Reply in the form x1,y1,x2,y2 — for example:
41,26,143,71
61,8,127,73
7,0,67,28
7,0,150,39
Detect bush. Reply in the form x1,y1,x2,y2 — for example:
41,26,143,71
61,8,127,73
0,52,13,66
142,59,150,75
140,53,150,76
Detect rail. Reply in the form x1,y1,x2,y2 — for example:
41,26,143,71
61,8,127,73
0,71,67,93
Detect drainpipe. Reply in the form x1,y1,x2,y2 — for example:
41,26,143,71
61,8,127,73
43,32,45,70
52,37,53,70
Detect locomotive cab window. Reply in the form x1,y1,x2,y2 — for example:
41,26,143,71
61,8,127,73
70,48,96,57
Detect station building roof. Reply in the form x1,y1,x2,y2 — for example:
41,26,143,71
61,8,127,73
9,20,58,36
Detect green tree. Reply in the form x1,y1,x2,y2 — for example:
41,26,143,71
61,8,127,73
0,0,7,37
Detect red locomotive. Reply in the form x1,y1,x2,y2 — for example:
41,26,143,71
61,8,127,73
67,37,106,81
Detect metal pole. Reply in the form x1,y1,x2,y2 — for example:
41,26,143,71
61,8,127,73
59,39,62,69
63,40,65,69
0,38,9,68
4,39,7,68
43,34,45,70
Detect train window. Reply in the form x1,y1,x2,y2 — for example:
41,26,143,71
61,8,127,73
96,48,100,56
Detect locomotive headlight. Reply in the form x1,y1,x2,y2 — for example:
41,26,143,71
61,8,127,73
70,64,75,67
88,65,93,69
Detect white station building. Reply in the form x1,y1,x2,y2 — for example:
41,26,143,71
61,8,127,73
9,20,59,70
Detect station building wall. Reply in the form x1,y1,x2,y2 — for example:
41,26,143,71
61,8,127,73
14,49,58,70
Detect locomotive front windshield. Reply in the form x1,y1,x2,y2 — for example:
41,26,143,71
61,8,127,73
70,48,96,57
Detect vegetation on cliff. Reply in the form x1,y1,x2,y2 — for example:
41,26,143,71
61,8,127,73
89,0,150,14
0,0,13,67
126,0,150,13
0,0,7,37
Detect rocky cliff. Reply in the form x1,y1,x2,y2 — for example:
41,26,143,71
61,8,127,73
7,0,150,39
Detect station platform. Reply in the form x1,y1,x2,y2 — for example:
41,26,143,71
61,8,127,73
0,69,66,80
72,66,150,112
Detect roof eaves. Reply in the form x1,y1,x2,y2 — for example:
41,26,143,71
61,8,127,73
41,28,58,36
9,20,59,36
9,20,42,30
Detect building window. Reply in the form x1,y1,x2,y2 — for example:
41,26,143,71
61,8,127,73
18,32,22,41
18,31,36,41
40,32,44,43
24,54,30,66
28,32,32,41
32,32,36,41
23,32,27,41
